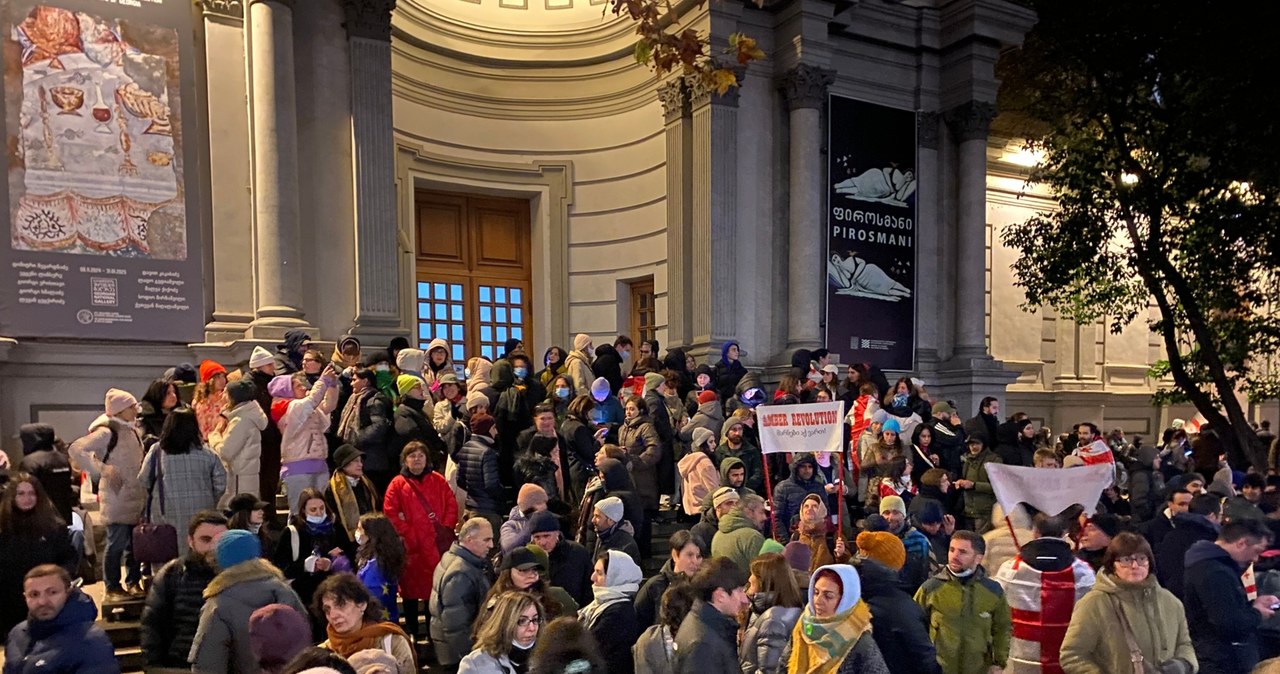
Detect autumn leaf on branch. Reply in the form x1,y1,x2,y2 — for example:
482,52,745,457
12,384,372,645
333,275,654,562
613,0,765,92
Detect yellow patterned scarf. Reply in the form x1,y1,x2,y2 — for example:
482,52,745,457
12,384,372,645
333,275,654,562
329,471,378,539
788,599,874,674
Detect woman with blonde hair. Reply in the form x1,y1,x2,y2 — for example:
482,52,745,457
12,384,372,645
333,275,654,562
458,591,544,674
741,553,805,674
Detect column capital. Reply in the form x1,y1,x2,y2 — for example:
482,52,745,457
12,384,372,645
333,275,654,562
342,0,397,42
943,100,996,142
918,111,941,150
658,80,687,123
196,0,243,19
247,0,295,8
685,66,743,109
779,63,834,111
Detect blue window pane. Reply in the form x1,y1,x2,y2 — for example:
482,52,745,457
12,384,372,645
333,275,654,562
481,326,492,342
495,287,507,303
497,327,507,342
417,282,430,299
433,283,446,298
451,305,463,321
418,324,431,339
511,308,522,323
511,288,522,304
450,284,463,301
435,323,446,337
496,307,507,323
453,345,465,362
482,345,494,360
480,306,492,323
479,286,491,303
434,304,446,320
451,325,463,342
418,303,430,319
511,327,522,339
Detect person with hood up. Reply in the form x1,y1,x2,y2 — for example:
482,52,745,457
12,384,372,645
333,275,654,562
579,550,643,674
1127,443,1166,523
138,378,182,445
993,512,1096,674
390,375,447,475
781,564,889,674
994,417,1035,468
1155,493,1222,599
926,401,967,476
634,530,703,629
712,341,747,412
691,486,738,553
274,329,312,375
421,338,454,401
538,346,569,389
772,453,827,542
683,364,713,416
17,424,75,523
493,358,536,483
677,428,720,518
1060,532,1196,674
913,530,1011,674
592,337,628,396
791,494,847,573
852,533,943,674
210,379,269,506
191,530,308,674
4,565,118,674
277,366,339,500
725,369,765,417
680,390,724,446
716,416,765,495
711,493,769,573
69,388,148,599
333,369,394,496
394,347,425,378
194,360,230,440
465,356,497,411
590,496,642,567
588,376,625,429
1181,518,1275,674
565,334,595,397
383,440,457,640
431,373,470,455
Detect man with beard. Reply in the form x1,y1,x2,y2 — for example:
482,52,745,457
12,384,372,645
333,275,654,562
715,419,764,495
140,511,229,669
4,565,117,674
914,531,1011,674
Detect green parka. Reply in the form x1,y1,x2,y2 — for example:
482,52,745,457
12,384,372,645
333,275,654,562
959,448,1001,519
913,566,1011,674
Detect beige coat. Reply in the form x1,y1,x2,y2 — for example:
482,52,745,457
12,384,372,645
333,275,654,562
1059,571,1197,674
69,415,147,526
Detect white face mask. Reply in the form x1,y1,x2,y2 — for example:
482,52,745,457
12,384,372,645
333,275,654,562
305,514,326,525
375,363,390,372
248,523,262,535
355,531,366,545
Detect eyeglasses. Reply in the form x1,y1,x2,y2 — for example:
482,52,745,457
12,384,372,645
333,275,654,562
302,357,320,363
516,615,544,628
1114,555,1150,567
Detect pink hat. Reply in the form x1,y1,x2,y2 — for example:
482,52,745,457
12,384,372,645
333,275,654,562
105,388,139,416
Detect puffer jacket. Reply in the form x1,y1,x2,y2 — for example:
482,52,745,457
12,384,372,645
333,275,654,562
680,401,725,446
677,450,719,517
564,349,594,399
280,376,337,465
633,624,676,674
3,590,116,674
141,555,218,668
674,600,740,673
69,415,147,525
913,566,1011,674
857,559,942,674
456,434,503,515
429,543,492,667
392,398,447,472
189,559,307,674
711,508,764,573
343,392,394,473
1059,571,1196,674
634,559,680,629
771,454,825,541
209,401,268,481
18,426,75,523
619,414,663,509
740,593,801,674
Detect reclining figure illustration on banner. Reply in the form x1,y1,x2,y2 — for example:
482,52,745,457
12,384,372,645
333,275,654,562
8,5,185,259
827,251,911,301
833,165,917,207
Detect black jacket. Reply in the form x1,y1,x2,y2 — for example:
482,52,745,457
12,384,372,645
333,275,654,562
1183,539,1261,674
594,523,642,568
585,599,639,674
271,517,341,610
391,399,447,473
591,344,625,395
515,435,562,502
1142,512,1176,551
634,559,679,629
644,388,675,446
690,508,720,556
550,538,594,608
456,434,504,515
927,417,967,476
993,420,1034,468
140,555,218,667
559,416,598,497
713,359,747,411
857,559,943,674
1156,512,1219,599
346,392,395,473
493,360,534,469
0,528,77,638
674,600,740,674
18,441,76,525
963,413,999,449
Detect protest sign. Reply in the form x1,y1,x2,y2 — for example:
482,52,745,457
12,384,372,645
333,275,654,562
758,401,846,456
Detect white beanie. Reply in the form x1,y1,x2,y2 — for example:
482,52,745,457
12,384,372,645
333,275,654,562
594,496,624,524
249,346,273,369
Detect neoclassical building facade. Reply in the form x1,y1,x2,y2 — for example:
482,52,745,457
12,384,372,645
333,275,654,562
0,0,1260,455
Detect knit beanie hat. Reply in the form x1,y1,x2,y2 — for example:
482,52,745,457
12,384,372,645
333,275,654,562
1087,513,1122,539
347,649,399,674
216,529,261,570
466,389,489,411
396,374,424,398
470,411,496,438
879,495,907,516
517,484,549,511
697,390,718,405
226,380,257,406
759,538,785,557
590,377,611,402
249,346,274,369
881,417,901,435
871,409,888,424
856,531,906,571
267,374,295,400
528,509,561,535
249,604,310,673
396,348,425,375
105,388,139,416
783,541,812,573
644,372,664,393
691,427,716,452
574,333,592,352
595,496,624,524
712,487,741,509
199,360,227,383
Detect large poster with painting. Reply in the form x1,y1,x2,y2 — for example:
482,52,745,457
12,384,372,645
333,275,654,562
0,0,202,341
825,95,916,371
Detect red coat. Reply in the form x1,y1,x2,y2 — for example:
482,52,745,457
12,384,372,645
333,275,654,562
383,470,458,600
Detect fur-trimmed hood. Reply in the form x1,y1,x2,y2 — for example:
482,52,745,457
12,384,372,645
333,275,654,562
205,558,288,599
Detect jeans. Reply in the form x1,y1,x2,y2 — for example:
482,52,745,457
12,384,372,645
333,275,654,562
104,523,140,590
282,472,328,506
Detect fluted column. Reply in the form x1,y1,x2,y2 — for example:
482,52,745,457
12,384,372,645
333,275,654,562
944,101,996,359
343,0,401,340
247,0,310,335
780,64,834,351
915,112,942,368
660,80,692,349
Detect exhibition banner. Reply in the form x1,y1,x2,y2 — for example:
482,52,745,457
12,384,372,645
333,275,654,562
986,463,1114,518
826,96,917,370
0,0,204,341
759,401,846,456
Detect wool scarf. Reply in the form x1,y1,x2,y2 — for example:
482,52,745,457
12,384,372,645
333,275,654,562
788,600,874,674
578,584,636,628
329,471,378,539
325,620,410,659
337,388,374,445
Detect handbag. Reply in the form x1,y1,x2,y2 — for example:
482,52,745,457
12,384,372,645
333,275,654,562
1111,596,1160,674
133,447,179,564
409,478,456,554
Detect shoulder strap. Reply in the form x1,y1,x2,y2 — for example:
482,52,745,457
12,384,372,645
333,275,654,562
142,447,165,521
382,634,393,655
1110,595,1146,673
288,525,300,563
103,425,119,464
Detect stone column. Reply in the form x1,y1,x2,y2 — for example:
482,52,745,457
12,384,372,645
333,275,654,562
944,100,996,360
660,80,692,350
342,0,401,341
780,64,834,352
247,0,311,336
915,112,942,370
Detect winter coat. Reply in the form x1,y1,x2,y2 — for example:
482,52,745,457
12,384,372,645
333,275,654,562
913,566,1012,674
384,468,458,600
190,559,307,674
550,538,595,608
740,594,801,674
560,415,599,497
584,597,639,674
963,413,999,449
492,360,535,464
18,437,75,524
771,454,826,541
857,559,942,674
514,436,562,502
644,388,676,447
0,528,77,639
3,590,117,674
1128,462,1166,524
1059,571,1196,674
391,399,448,473
634,560,681,629
715,439,765,496
592,344,626,395
594,522,643,568
634,624,676,674
993,420,1035,467
270,517,342,611
139,445,227,557
711,508,765,574
141,555,218,668
674,600,740,673
564,349,594,398
456,434,503,515
1142,511,1177,551
712,347,747,409
68,415,147,525
280,377,338,466
779,630,890,674
421,338,455,402
895,526,934,594
457,650,518,674
1183,539,1262,674
993,538,1096,674
342,392,394,474
209,401,268,487
690,508,719,556
1155,512,1219,599
959,449,1001,519
429,544,492,667
620,414,663,509
680,402,725,446
677,451,719,517
926,417,966,476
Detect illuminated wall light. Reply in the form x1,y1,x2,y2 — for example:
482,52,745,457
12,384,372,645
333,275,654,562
1120,173,1139,185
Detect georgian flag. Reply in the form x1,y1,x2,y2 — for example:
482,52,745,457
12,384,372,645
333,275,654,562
1074,439,1115,466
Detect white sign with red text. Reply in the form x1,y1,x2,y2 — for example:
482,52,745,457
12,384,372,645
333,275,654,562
758,401,846,456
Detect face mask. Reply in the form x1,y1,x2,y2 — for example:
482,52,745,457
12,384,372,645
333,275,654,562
305,514,326,525
355,531,366,545
375,363,390,372
555,387,571,399
465,368,472,378
249,523,262,535
893,393,909,407
514,367,528,380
